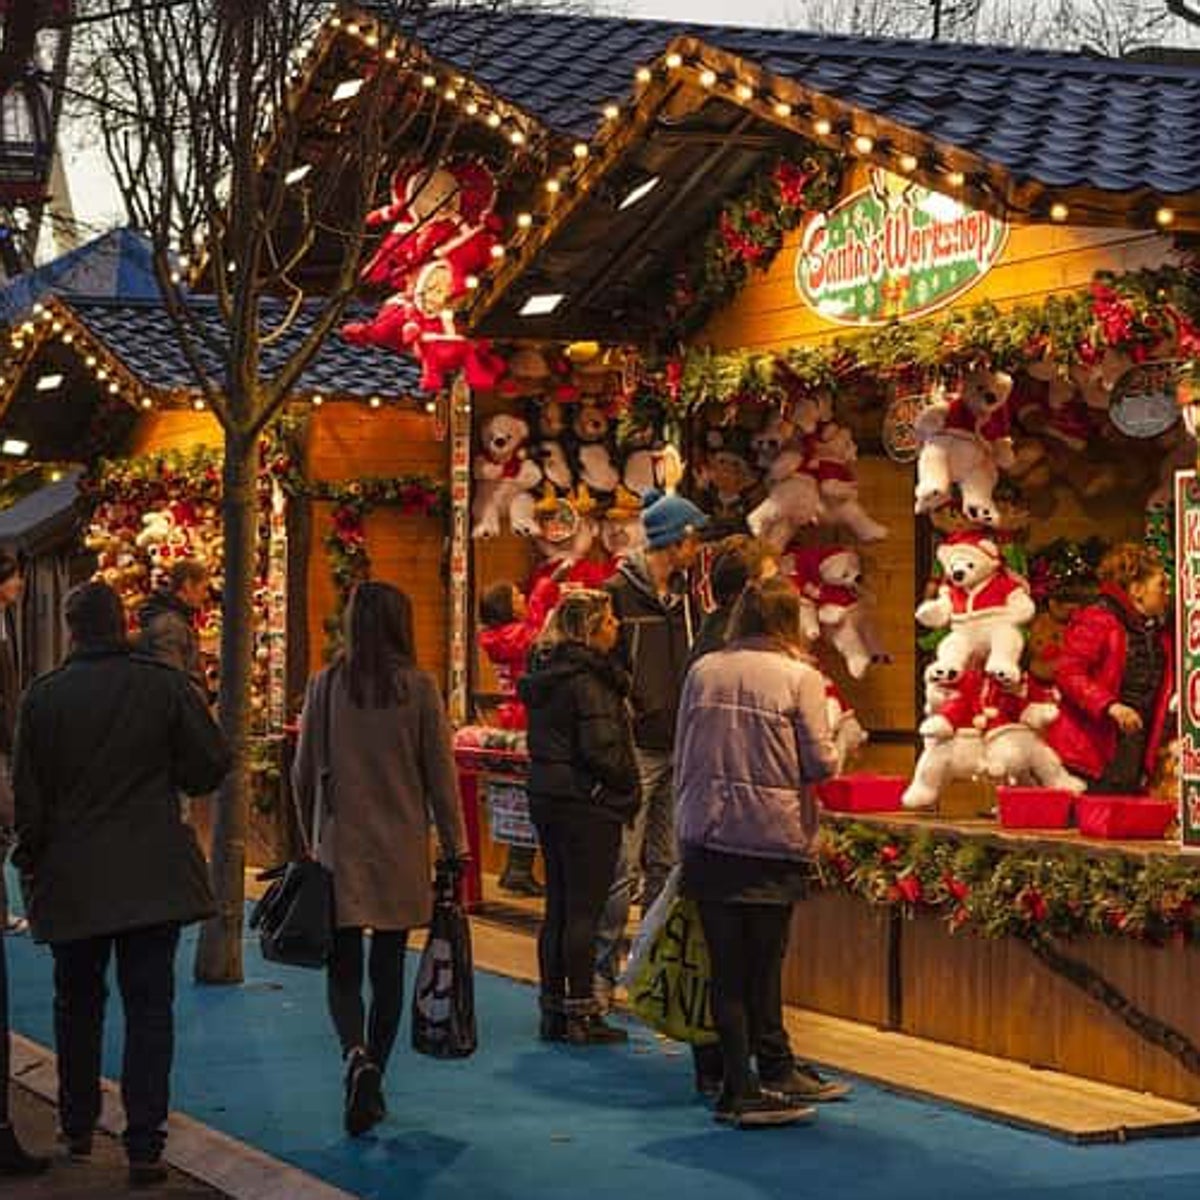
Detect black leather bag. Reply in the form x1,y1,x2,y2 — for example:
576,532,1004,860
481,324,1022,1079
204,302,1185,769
250,673,335,969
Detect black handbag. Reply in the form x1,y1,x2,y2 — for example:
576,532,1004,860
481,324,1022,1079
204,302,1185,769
250,674,335,969
411,862,477,1058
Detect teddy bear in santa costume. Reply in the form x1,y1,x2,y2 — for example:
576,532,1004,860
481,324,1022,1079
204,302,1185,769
791,545,888,679
975,674,1087,792
472,413,543,539
914,367,1015,526
916,529,1035,688
808,419,889,543
747,409,823,550
902,663,986,810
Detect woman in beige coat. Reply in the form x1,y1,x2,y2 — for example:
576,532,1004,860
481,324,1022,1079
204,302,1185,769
292,582,466,1137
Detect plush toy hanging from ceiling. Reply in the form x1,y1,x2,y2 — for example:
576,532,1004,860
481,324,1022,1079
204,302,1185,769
342,157,507,394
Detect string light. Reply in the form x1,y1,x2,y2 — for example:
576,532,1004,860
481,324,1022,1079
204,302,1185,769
465,275,480,290
699,69,717,87
443,86,457,101
193,398,206,410
369,396,382,408
774,101,792,118
947,171,965,187
487,112,502,129
311,394,324,407
899,153,920,173
603,104,620,120
854,134,875,154
517,212,534,228
510,129,526,146
1157,207,1176,227
1050,201,1070,222
736,83,754,101
635,66,652,84
421,74,436,88
573,142,589,160
490,245,506,261
465,100,479,116
141,397,153,410
665,52,683,69
814,118,832,136
545,178,562,195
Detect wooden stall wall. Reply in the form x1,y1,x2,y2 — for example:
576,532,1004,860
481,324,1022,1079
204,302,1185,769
129,409,223,455
305,402,450,685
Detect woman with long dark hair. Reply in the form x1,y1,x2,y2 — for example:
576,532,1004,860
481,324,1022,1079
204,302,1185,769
520,590,639,1045
293,582,466,1136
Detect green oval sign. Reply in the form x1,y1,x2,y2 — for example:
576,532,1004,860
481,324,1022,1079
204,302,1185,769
795,169,1009,327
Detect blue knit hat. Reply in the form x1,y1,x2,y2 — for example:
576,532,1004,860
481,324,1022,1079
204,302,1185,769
641,488,708,551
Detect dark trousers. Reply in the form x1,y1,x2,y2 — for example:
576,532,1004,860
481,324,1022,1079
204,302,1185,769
51,923,180,1162
697,901,794,1101
1,930,10,1125
327,928,409,1072
536,819,622,1001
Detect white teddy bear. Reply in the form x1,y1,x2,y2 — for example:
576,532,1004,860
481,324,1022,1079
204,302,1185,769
977,675,1087,792
809,420,889,543
915,531,1034,688
902,664,986,810
747,410,823,550
794,545,888,680
471,413,543,539
135,509,174,551
825,678,868,773
914,368,1015,525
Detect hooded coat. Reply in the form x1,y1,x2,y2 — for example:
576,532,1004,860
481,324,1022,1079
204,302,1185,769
604,553,697,751
137,590,203,687
519,642,640,826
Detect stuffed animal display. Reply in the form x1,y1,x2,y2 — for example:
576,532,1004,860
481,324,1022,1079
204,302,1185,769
790,545,889,679
471,413,543,539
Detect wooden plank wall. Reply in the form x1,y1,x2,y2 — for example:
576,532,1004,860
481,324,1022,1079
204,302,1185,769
129,409,222,455
306,402,450,685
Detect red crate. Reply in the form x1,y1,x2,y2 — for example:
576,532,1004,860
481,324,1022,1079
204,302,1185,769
817,775,907,813
1076,796,1176,841
996,787,1074,829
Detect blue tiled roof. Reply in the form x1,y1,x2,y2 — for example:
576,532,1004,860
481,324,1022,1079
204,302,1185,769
371,4,1200,195
66,298,421,398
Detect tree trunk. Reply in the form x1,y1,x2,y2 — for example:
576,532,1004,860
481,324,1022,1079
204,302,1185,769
194,427,259,984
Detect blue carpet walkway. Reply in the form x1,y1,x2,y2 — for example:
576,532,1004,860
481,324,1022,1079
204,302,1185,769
6,921,1200,1200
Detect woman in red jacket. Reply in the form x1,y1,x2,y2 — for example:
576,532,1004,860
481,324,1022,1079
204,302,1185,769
1046,543,1173,794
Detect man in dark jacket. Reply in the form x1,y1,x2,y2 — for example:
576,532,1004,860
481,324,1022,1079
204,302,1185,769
594,488,707,1002
137,559,209,691
13,582,230,1187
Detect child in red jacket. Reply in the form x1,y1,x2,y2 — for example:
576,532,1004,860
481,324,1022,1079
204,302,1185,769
478,575,560,896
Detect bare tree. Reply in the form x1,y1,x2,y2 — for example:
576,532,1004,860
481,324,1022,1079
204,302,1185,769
67,0,487,983
1054,0,1172,55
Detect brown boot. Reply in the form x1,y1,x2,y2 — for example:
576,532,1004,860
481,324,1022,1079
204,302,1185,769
564,998,628,1046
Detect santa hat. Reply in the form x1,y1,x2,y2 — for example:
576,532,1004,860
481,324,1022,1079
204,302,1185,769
940,529,1002,562
786,544,856,586
447,159,497,225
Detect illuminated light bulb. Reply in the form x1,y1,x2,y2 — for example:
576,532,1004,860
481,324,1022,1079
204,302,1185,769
49,469,63,483
311,394,324,407
666,52,683,69
854,134,875,154
424,400,438,414
545,178,562,194
603,104,620,120
517,212,533,228
366,33,379,48
86,355,97,368
52,320,63,332
108,382,120,395
41,308,53,321
170,272,182,284
899,153,920,173
31,303,43,316
369,396,382,409
141,397,153,409
385,46,398,61
736,83,754,101
96,368,108,381
421,74,436,89
330,14,342,27
774,101,792,118
487,112,502,128
699,69,717,87
573,142,589,159
444,87,457,101
63,333,74,345
1157,207,1176,227
345,22,359,35
193,398,206,410
465,275,480,290
814,117,832,136
465,100,479,115
1050,202,1069,222
635,66,652,84
490,244,506,260
947,171,966,187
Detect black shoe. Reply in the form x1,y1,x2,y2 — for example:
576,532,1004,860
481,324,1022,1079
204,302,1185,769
129,1159,169,1188
539,995,567,1043
58,1130,93,1160
564,1001,629,1046
761,1064,853,1103
0,1124,50,1176
713,1091,816,1129
499,874,545,898
344,1050,384,1137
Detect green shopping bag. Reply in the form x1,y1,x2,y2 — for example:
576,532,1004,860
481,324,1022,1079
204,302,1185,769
627,895,718,1045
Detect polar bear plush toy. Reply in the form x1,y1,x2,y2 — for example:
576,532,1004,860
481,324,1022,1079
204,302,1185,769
916,530,1034,687
914,368,1015,525
977,675,1087,792
903,664,987,810
471,413,542,539
747,411,823,550
793,545,888,679
809,420,889,542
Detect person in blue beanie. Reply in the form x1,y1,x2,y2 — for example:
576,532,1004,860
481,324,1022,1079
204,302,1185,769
594,488,707,1007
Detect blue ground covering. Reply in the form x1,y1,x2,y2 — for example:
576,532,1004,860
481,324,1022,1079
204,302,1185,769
6,916,1200,1200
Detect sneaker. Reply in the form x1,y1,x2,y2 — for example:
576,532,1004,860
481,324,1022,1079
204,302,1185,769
713,1091,816,1129
761,1064,853,1104
344,1051,384,1137
128,1160,169,1188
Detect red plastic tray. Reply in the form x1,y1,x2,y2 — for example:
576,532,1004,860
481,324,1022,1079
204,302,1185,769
1076,796,1176,841
817,775,907,813
997,787,1074,830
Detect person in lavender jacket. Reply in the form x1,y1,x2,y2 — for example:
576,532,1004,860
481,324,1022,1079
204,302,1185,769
674,577,842,1130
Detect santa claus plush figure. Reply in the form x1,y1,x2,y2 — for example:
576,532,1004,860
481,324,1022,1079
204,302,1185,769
1045,542,1174,795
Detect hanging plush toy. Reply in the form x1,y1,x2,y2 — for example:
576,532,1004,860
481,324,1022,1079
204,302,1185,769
528,398,574,493
808,419,889,542
916,530,1035,687
471,413,543,539
825,677,868,772
694,427,761,540
792,545,888,679
571,401,621,494
903,665,987,810
914,367,1015,525
747,410,823,550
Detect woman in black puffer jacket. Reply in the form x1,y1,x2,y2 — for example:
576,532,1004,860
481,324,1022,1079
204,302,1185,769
519,589,639,1046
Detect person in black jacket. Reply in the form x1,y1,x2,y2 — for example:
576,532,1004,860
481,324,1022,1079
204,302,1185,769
13,582,230,1187
519,590,639,1046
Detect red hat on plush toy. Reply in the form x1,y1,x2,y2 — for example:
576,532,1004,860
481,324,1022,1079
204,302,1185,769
940,529,1002,561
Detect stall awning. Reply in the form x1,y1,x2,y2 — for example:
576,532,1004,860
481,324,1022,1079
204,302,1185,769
0,467,82,555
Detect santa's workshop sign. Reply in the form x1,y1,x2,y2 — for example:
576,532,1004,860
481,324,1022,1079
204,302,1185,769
795,169,1008,326
1176,469,1200,848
